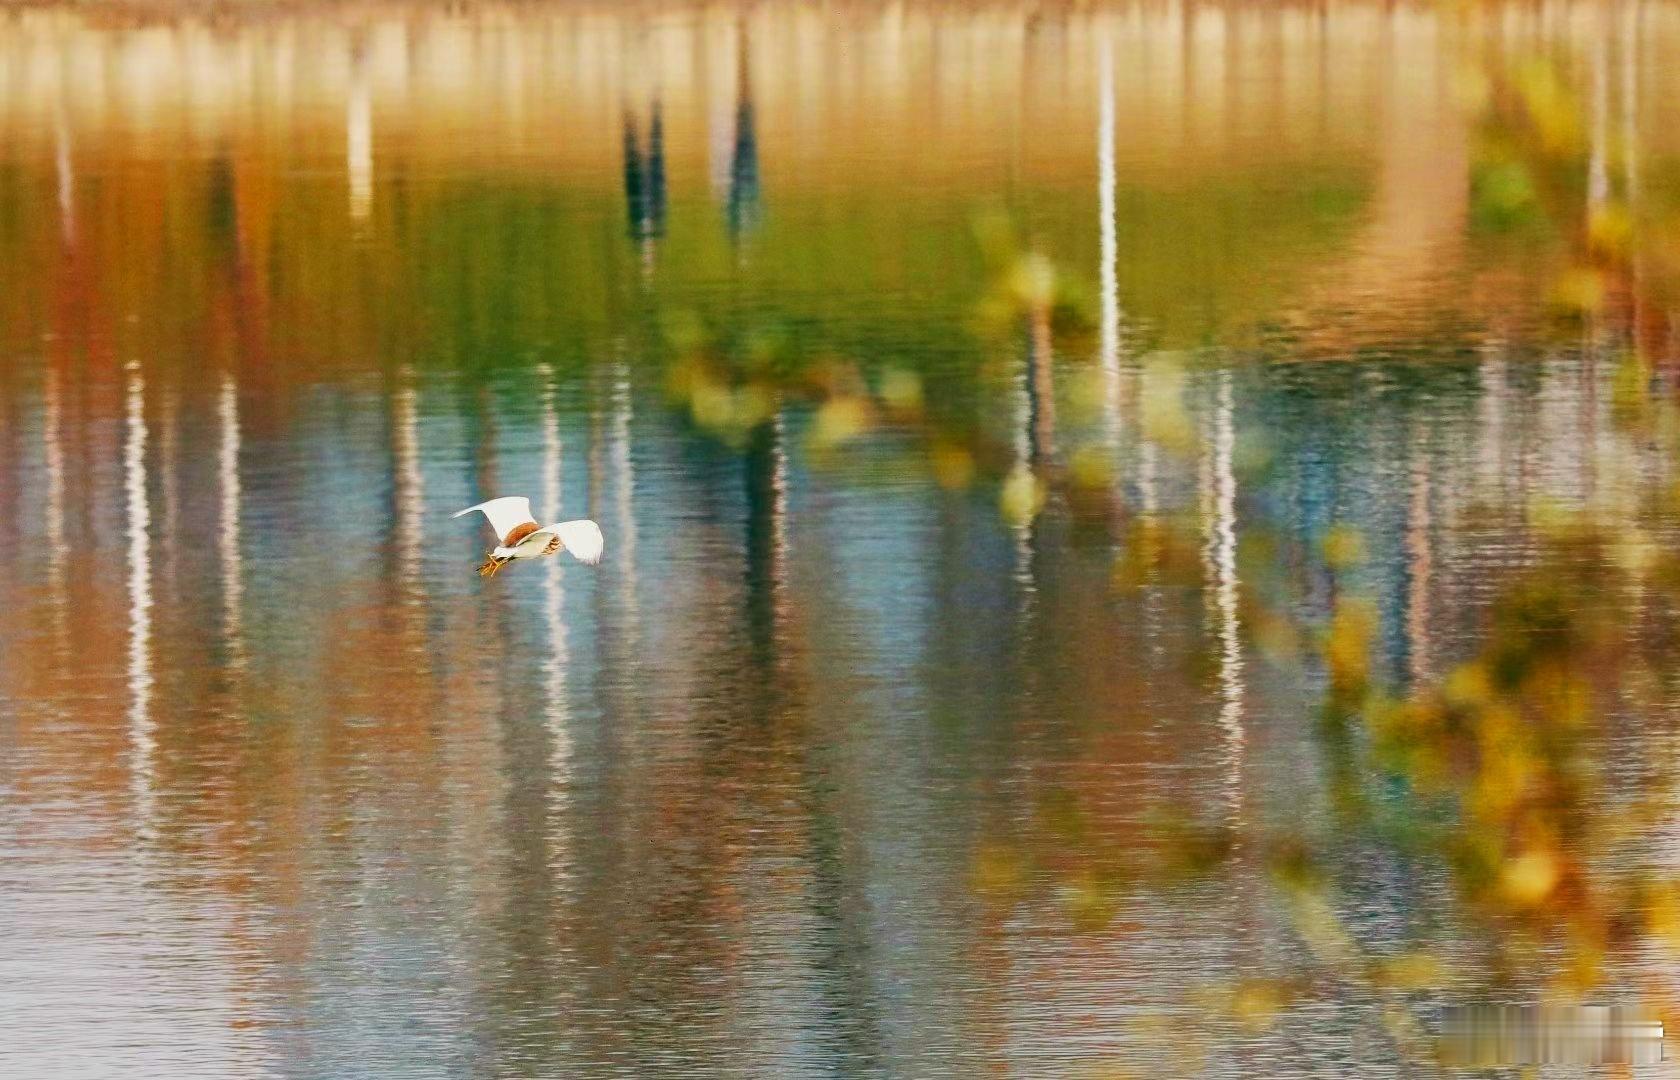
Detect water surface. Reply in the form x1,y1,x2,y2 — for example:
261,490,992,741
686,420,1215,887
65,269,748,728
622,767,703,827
3,2,1680,1076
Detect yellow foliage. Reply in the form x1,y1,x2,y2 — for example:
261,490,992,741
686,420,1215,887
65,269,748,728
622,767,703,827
1549,266,1605,314
1139,361,1196,456
878,368,923,415
1000,463,1046,526
1322,525,1366,570
929,441,975,491
972,842,1027,898
809,396,872,451
1500,851,1562,907
1228,980,1289,1032
1372,952,1445,991
1588,203,1634,258
1324,598,1377,697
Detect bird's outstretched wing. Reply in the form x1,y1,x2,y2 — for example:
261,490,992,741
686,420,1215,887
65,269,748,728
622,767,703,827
453,497,537,543
542,519,605,565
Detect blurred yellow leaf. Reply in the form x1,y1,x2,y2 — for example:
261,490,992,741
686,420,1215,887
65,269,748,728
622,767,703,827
1500,851,1561,907
1000,463,1046,525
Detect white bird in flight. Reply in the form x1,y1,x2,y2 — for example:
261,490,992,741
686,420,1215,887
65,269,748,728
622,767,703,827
454,496,604,578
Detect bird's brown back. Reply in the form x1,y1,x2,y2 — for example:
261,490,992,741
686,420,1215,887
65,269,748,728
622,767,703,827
504,521,541,546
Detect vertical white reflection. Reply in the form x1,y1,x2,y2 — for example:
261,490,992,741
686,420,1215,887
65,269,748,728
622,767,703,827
347,60,373,221
770,411,789,621
125,360,156,831
1011,346,1034,589
1097,38,1121,438
54,103,74,245
1012,356,1032,469
48,84,73,650
43,368,68,634
1138,427,1164,658
1013,293,1057,591
708,19,738,199
219,372,245,666
1622,2,1640,205
1203,371,1243,810
1406,432,1432,686
612,361,639,631
1139,438,1159,519
391,366,423,598
1138,360,1162,521
1588,20,1610,214
541,366,573,814
1477,348,1507,495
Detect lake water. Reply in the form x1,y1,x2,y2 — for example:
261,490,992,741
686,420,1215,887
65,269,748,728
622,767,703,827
4,2,1680,1076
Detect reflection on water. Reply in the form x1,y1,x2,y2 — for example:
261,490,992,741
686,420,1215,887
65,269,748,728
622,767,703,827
219,371,245,668
123,358,155,833
4,1,1680,1076
1204,369,1243,817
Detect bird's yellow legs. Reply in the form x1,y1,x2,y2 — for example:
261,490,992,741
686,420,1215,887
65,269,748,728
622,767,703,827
476,554,508,578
